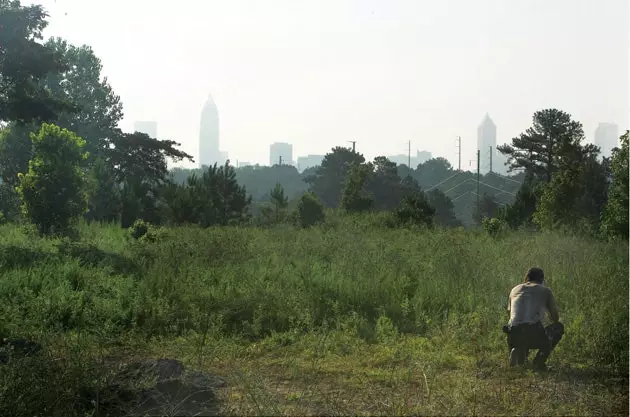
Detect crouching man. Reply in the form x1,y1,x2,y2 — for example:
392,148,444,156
504,267,564,371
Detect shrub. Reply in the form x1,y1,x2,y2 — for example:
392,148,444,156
296,192,325,228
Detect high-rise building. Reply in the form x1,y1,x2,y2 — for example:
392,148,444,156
134,121,157,138
594,122,619,158
477,114,497,175
297,154,324,172
386,150,432,169
199,94,221,168
270,142,293,166
416,150,432,165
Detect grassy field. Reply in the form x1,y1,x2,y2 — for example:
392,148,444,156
0,215,628,416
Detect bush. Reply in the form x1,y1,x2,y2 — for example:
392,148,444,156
482,217,508,237
296,192,325,228
15,123,88,235
392,192,435,228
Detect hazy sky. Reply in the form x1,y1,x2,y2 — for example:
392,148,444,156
28,0,629,168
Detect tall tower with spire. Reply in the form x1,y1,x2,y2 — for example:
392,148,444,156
199,94,221,168
477,113,497,174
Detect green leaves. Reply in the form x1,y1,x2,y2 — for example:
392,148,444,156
15,123,88,235
601,131,629,240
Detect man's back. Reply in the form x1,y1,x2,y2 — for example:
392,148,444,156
508,282,556,326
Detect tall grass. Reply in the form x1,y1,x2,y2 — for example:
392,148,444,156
0,215,627,375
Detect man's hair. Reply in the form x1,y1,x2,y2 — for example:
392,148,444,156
524,267,545,283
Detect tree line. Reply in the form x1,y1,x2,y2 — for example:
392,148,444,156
0,0,627,241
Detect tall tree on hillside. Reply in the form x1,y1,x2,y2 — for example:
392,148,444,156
340,161,373,213
305,146,365,208
43,37,123,157
533,142,607,232
365,156,404,210
601,130,629,239
0,0,72,123
0,123,33,186
497,109,588,182
416,157,453,188
105,130,193,227
85,157,122,223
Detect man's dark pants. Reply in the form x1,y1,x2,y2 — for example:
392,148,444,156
504,322,564,369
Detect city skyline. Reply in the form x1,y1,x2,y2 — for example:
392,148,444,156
31,0,628,169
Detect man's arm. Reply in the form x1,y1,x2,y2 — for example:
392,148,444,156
547,289,559,323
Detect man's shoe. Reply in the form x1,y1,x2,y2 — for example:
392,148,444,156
509,348,520,366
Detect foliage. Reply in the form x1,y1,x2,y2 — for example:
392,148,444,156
0,0,73,123
306,147,365,208
601,130,629,240
295,192,325,228
533,144,608,233
482,216,508,237
340,162,373,213
42,37,123,158
0,123,35,186
497,109,590,182
392,191,435,228
163,162,252,227
15,123,88,234
473,193,501,225
0,181,20,221
426,188,460,227
85,157,121,224
365,156,403,210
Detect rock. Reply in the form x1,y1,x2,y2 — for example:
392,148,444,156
95,358,226,416
0,338,42,364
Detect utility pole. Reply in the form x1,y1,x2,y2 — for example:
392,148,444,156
279,155,282,166
457,136,462,171
408,140,411,168
489,146,493,173
476,149,481,218
348,141,356,153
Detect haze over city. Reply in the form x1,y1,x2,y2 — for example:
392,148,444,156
27,0,629,168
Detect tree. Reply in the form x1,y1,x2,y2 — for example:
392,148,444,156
499,174,538,229
269,183,288,222
416,157,453,188
340,162,373,213
105,130,193,186
296,192,325,228
306,146,365,208
16,123,87,234
472,193,501,224
43,37,123,157
393,192,435,228
533,143,608,232
497,109,588,182
427,188,460,227
0,122,33,186
85,157,121,223
165,162,252,227
365,156,403,210
0,0,72,123
601,130,629,239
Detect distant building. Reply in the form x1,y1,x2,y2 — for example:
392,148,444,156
238,161,252,168
134,121,157,138
199,93,227,168
477,114,497,175
387,150,432,169
416,150,432,165
297,154,324,172
594,122,619,158
269,142,293,166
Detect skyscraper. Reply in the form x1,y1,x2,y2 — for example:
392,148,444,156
134,121,157,138
594,122,619,158
297,154,324,172
477,114,497,174
270,142,293,166
199,94,221,168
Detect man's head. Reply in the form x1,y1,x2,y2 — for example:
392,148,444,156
524,267,545,284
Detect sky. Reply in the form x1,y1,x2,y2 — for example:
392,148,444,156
27,0,630,169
